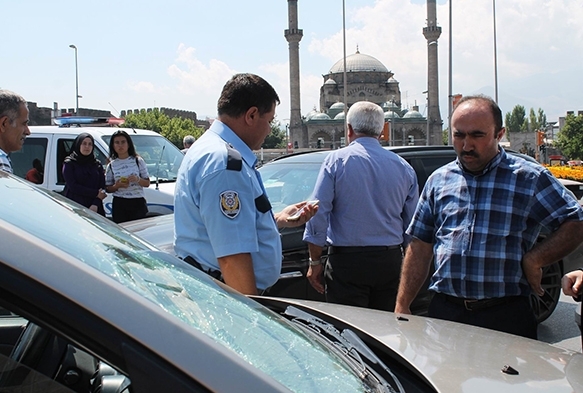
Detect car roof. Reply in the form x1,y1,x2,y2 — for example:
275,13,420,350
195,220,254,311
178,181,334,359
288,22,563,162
28,125,161,138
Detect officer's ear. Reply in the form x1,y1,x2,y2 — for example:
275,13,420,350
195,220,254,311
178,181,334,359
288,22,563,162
245,106,259,125
496,127,506,141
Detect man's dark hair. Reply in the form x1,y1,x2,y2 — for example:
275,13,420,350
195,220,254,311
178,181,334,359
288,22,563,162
217,73,280,118
454,94,503,132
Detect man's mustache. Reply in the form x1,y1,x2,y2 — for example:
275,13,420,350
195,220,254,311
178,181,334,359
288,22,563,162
461,151,478,158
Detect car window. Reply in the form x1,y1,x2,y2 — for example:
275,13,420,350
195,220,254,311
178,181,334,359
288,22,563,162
102,135,183,182
405,155,456,191
258,162,322,213
10,137,47,183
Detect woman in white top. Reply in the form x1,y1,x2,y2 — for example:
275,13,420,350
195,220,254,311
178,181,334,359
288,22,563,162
105,130,150,223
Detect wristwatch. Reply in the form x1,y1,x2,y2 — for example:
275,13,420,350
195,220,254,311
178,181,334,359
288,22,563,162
308,258,322,266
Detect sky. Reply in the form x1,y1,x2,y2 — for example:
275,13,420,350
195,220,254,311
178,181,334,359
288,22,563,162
4,0,583,126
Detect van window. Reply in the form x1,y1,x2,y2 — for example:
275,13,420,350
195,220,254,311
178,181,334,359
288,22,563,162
56,138,109,185
102,135,183,182
11,138,48,184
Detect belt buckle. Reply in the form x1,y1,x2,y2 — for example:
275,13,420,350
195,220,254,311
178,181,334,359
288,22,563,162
463,299,478,311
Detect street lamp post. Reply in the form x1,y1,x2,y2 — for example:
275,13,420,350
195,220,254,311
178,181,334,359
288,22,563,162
69,44,79,115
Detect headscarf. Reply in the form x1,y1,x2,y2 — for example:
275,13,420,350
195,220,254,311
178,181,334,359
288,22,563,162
64,133,99,165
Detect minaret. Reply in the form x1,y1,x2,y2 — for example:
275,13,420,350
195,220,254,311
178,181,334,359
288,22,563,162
423,0,443,145
285,0,304,148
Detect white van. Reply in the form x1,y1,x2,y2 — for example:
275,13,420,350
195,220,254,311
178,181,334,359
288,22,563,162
12,120,184,217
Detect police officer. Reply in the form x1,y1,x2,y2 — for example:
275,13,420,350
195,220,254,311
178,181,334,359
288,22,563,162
174,73,317,295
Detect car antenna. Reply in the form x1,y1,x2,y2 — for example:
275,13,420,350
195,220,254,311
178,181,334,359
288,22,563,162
155,144,165,190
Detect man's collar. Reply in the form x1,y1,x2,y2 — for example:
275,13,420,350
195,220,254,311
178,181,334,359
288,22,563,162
209,120,257,167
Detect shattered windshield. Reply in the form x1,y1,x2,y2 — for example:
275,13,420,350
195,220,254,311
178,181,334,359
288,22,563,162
0,174,369,392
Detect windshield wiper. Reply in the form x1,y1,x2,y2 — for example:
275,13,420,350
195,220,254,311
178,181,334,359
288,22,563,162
284,306,403,393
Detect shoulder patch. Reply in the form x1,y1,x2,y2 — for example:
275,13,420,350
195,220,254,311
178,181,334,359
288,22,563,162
220,191,241,219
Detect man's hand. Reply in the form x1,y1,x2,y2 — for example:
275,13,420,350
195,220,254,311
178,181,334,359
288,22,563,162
307,263,325,294
394,304,412,315
276,201,318,228
562,270,583,298
522,257,544,297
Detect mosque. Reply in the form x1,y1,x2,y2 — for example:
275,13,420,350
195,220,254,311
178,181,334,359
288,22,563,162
284,0,443,149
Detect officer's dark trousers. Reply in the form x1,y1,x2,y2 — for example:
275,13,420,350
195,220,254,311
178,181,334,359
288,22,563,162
324,246,402,311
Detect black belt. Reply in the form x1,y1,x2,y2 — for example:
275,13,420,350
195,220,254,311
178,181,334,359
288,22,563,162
328,245,401,254
439,293,521,311
183,256,223,281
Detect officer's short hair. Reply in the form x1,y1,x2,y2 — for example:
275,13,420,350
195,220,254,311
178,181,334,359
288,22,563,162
217,73,280,118
0,90,27,125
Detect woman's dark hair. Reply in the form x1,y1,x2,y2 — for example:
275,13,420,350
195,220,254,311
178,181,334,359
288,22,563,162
217,73,280,118
108,130,137,159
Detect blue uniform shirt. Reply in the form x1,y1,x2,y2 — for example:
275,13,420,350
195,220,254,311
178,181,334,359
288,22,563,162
174,120,281,290
408,147,583,299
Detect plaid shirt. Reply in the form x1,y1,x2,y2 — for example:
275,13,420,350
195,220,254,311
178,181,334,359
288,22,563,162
0,148,12,173
408,148,583,299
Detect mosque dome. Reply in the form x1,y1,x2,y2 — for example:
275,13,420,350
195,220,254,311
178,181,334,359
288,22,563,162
329,50,389,73
334,112,345,120
310,112,332,121
328,102,346,119
384,111,401,120
305,108,319,120
387,76,399,84
324,78,337,85
403,110,424,119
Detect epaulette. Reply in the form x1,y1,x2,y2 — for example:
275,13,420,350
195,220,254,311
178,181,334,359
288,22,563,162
225,143,242,171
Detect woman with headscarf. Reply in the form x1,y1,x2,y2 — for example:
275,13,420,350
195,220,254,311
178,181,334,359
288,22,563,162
62,132,107,216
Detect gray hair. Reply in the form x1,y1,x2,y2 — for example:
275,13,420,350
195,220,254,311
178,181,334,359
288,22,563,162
346,101,384,137
0,90,27,125
183,135,196,147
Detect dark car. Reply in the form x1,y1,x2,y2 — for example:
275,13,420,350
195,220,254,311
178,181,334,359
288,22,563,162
123,145,583,323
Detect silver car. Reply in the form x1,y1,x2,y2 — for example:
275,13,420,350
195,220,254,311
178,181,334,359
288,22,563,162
1,172,582,392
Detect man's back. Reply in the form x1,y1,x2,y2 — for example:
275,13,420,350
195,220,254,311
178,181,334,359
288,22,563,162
306,138,418,247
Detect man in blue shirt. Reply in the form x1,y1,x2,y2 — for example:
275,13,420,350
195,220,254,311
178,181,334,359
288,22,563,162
396,95,583,338
0,90,30,173
174,74,316,295
303,101,419,311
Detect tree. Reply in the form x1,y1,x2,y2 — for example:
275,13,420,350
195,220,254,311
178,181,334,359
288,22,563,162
556,114,583,159
262,120,287,149
528,108,547,131
504,105,527,133
122,108,205,149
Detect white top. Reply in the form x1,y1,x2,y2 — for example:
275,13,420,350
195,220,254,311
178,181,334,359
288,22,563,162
105,156,149,199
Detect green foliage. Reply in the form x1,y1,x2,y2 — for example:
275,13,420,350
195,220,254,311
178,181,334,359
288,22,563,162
504,105,528,133
556,114,583,160
262,120,287,149
528,108,547,131
122,108,205,149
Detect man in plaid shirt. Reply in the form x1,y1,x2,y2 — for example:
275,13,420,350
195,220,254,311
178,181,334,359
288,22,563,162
0,90,30,173
396,95,583,339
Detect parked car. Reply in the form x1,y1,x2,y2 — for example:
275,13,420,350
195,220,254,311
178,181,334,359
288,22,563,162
123,145,583,323
11,117,184,217
1,172,583,392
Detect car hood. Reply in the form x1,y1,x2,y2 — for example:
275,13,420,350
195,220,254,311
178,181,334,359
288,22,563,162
258,297,583,393
121,214,175,253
